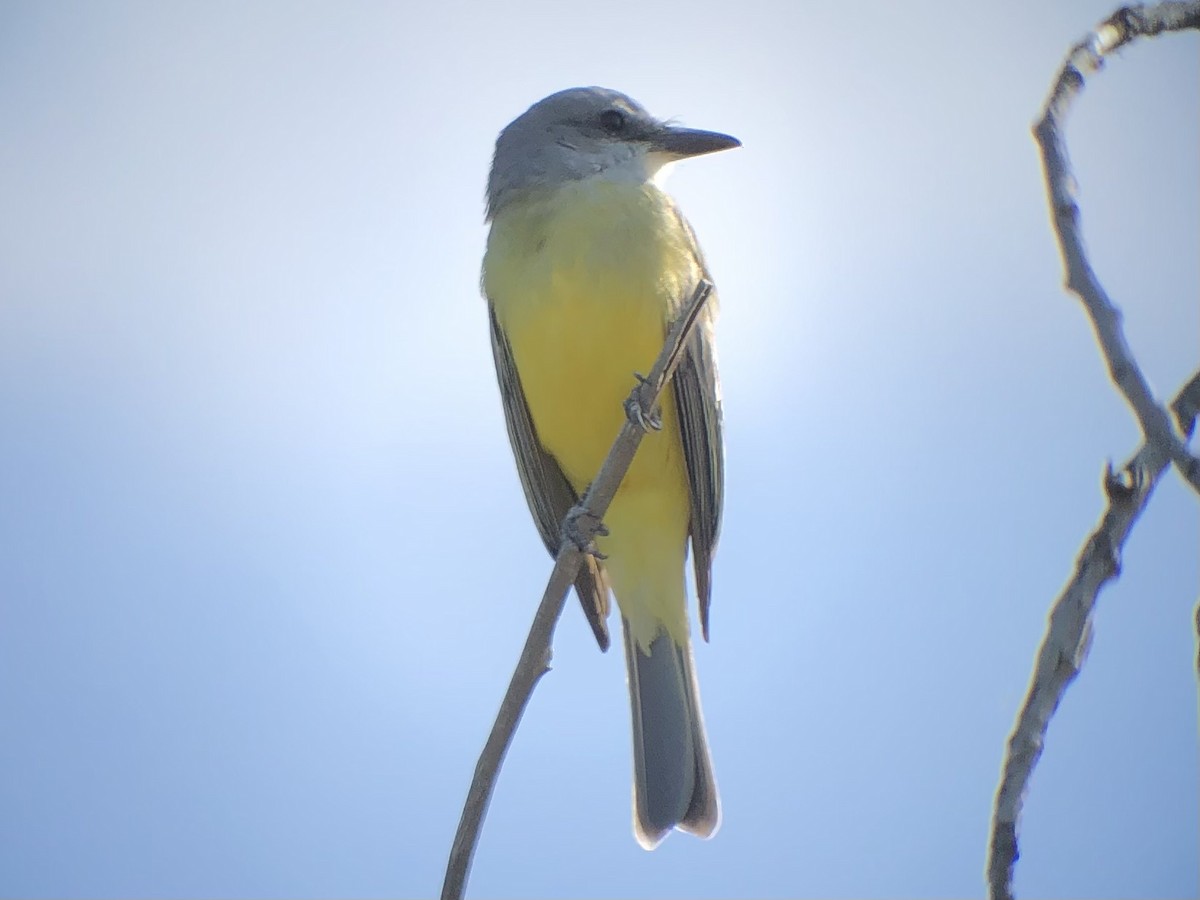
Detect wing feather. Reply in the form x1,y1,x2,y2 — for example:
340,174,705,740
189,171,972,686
669,215,725,641
488,304,612,650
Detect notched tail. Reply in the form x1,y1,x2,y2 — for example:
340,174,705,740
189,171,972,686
624,624,719,849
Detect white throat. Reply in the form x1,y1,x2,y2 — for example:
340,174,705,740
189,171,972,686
586,144,677,188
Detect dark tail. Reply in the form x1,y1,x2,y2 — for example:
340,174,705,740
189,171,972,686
623,622,719,849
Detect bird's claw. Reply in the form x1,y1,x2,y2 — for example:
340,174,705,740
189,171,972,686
625,374,663,433
563,505,608,559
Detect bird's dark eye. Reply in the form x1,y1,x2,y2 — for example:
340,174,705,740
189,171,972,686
598,108,626,133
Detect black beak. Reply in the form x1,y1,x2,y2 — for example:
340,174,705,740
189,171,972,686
652,125,741,159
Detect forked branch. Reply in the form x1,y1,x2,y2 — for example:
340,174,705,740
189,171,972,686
987,370,1200,900
1033,0,1200,494
987,4,1200,897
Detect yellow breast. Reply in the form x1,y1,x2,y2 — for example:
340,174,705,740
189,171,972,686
484,179,700,496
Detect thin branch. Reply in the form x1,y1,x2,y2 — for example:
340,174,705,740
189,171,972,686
987,368,1200,900
1171,370,1200,441
441,280,715,900
1032,0,1200,497
1195,599,1200,683
988,5,1200,896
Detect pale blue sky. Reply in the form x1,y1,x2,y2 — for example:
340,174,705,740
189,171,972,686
1,2,1197,897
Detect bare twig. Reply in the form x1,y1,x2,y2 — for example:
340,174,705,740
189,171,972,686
1194,599,1200,682
987,369,1200,900
441,280,715,900
988,6,1200,894
1032,1,1200,497
1172,370,1200,441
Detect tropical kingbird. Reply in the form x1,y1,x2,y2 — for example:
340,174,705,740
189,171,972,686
482,87,738,849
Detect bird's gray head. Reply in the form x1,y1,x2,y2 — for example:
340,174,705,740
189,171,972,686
485,86,739,220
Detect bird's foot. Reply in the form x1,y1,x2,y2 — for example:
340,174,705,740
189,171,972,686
562,505,609,560
624,373,662,432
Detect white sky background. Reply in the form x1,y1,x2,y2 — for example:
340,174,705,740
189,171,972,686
1,2,1197,897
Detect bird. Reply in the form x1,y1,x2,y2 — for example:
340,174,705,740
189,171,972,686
482,86,737,849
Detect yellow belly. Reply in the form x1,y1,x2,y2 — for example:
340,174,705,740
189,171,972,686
484,178,700,645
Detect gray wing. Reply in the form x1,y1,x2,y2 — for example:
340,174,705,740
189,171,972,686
671,219,725,642
488,303,612,650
